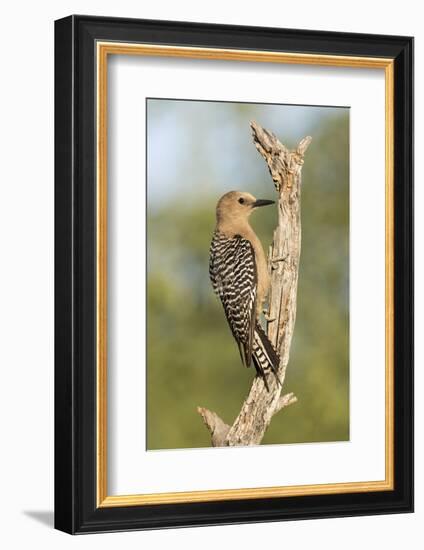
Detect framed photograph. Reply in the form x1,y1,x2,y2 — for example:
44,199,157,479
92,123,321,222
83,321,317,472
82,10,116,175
54,15,413,534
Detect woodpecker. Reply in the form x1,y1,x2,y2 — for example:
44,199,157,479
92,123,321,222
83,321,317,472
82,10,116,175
209,190,281,390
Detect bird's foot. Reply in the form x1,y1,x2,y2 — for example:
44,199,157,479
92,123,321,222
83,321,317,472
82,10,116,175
271,255,287,269
263,309,276,322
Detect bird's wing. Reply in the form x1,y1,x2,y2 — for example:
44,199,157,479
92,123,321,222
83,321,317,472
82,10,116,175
209,233,257,366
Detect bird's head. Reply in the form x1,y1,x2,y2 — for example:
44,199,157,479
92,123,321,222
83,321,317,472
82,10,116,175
216,191,275,227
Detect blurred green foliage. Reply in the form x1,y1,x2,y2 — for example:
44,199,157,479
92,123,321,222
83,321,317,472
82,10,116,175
146,100,349,449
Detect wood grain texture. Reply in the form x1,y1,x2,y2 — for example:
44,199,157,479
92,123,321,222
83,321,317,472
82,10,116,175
199,122,311,446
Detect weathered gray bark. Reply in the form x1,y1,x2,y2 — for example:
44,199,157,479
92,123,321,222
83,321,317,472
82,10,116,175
198,122,311,446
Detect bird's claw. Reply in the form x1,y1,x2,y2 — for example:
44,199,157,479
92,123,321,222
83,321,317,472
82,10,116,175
272,255,287,264
263,310,276,322
271,255,287,270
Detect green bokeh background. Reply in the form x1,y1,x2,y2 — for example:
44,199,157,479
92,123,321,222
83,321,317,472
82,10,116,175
146,99,349,450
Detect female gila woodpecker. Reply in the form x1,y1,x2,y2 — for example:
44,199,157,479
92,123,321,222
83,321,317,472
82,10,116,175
209,191,280,390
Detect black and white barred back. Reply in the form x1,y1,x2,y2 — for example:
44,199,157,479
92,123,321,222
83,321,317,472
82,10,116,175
209,230,280,389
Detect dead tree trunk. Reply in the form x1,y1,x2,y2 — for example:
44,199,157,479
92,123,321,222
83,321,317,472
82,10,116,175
198,122,311,446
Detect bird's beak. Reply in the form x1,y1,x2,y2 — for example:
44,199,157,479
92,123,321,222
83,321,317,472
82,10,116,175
253,199,275,208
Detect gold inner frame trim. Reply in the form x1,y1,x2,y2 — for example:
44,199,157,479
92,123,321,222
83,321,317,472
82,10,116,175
96,42,395,508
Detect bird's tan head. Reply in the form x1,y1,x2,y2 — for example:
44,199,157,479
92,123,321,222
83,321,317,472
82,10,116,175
216,191,275,231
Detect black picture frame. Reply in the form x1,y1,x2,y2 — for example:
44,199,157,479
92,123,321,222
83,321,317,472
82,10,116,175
55,15,414,534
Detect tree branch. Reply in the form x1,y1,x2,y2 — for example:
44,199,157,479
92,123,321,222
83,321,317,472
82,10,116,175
198,122,311,446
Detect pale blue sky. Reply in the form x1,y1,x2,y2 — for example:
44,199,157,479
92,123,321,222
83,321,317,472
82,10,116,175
147,99,348,210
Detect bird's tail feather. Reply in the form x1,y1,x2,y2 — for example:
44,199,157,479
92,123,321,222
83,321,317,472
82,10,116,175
252,323,281,390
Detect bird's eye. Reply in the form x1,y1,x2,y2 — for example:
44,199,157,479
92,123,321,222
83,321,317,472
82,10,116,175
238,198,245,204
